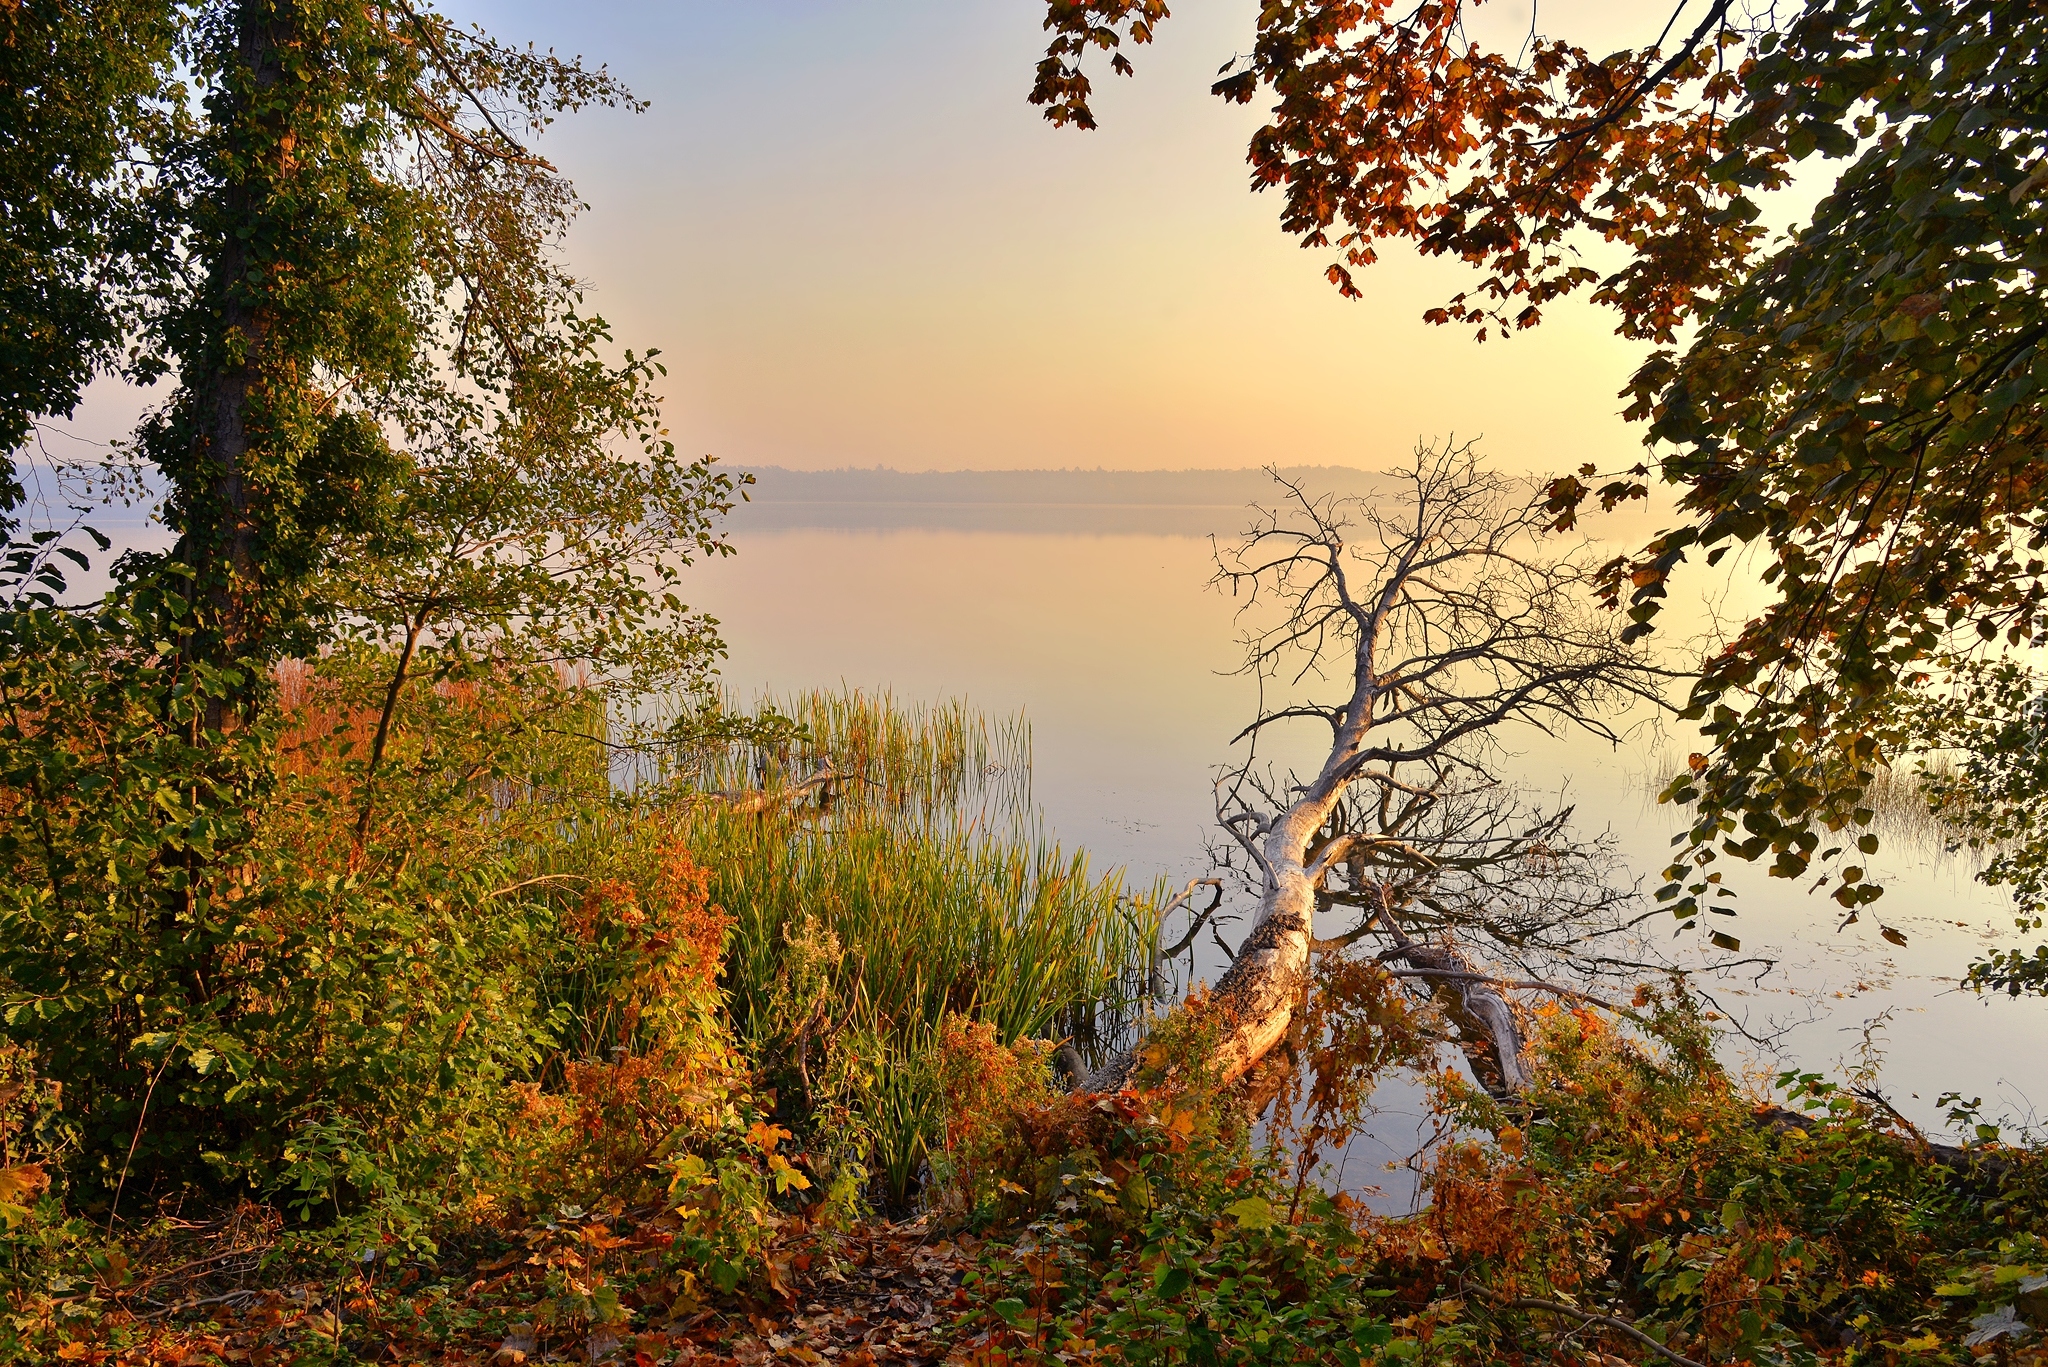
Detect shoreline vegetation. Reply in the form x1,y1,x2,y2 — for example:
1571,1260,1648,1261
6,0,2046,1362
3,534,2041,1366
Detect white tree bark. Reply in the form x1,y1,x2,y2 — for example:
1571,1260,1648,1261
1088,446,1665,1098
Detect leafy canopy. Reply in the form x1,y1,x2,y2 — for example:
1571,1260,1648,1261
1031,0,2048,978
0,0,179,490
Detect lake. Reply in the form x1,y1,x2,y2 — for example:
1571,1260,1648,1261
694,469,2044,1171
29,458,2041,1197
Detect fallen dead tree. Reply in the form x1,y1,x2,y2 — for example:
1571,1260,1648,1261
1090,444,1667,1097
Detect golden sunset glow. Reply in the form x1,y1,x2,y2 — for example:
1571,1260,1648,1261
455,1,1701,477
9,4,2045,1353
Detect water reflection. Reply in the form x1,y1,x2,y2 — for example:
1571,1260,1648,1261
698,487,2043,1152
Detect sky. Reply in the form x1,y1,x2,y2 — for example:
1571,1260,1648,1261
36,0,1811,642
378,0,1730,477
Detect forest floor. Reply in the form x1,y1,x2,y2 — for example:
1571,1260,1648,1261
23,1206,976,1366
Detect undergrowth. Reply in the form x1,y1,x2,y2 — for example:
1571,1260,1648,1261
652,688,1162,1207
0,661,1161,1359
3,657,2044,1365
937,973,2046,1367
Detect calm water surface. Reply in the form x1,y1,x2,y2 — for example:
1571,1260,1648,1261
692,501,2045,1159
44,474,2041,1193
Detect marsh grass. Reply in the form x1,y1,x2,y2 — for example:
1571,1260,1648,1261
648,688,1033,825
1860,753,1980,858
655,689,1164,1203
680,805,1159,1054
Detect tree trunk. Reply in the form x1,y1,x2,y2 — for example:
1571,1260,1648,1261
185,0,290,727
1085,724,1352,1093
351,614,427,857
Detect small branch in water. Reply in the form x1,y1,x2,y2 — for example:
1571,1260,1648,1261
1211,923,1239,963
700,763,838,814
1852,1085,1939,1156
1382,966,1628,1014
1157,879,1225,959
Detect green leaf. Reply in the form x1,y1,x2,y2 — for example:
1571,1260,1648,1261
707,1258,743,1296
1225,1196,1277,1230
1353,1321,1394,1348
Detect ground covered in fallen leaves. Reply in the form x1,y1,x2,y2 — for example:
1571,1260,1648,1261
11,1206,983,1367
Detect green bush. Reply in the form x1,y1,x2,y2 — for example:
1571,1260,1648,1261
1,630,666,1222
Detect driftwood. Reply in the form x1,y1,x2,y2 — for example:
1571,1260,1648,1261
1753,1100,2018,1188
1087,449,1662,1099
703,763,838,814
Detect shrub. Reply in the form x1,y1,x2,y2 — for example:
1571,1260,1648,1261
942,1003,1398,1366
5,643,745,1232
948,962,2048,1366
0,1043,61,1265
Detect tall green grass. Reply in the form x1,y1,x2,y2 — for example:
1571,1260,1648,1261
654,689,1163,1202
680,802,1157,1058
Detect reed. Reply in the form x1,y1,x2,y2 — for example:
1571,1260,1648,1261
669,687,1034,826
677,803,1158,1058
1860,754,1971,853
652,689,1162,1201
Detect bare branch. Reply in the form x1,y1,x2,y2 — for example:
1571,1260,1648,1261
1089,442,1675,1096
1156,878,1226,959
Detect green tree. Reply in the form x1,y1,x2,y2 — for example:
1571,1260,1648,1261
0,0,744,1201
128,1,655,676
328,330,743,853
0,0,179,496
1623,3,2048,953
